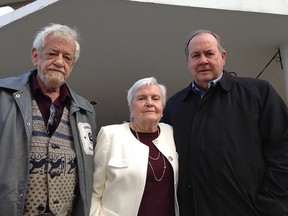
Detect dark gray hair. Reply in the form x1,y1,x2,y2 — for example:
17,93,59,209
32,23,80,62
184,29,225,60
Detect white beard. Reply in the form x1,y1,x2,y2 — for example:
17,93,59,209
40,72,65,89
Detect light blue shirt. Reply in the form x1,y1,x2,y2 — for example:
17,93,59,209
192,73,223,98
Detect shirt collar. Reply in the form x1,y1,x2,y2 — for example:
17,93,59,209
30,70,71,103
191,73,223,97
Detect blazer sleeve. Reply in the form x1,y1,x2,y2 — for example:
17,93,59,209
90,127,109,216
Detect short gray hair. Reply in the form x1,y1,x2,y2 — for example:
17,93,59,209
32,23,80,62
127,77,167,112
184,29,225,60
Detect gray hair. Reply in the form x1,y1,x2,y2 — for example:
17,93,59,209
32,23,80,62
184,29,225,60
127,77,167,121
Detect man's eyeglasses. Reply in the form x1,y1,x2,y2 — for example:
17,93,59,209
47,103,58,135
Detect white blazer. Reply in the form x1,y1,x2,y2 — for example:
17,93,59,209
90,122,179,216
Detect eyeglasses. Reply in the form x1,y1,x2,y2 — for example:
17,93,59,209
47,103,58,134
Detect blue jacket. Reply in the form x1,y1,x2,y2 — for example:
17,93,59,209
0,70,97,216
162,71,288,216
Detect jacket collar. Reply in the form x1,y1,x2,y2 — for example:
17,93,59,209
0,70,32,91
181,70,234,101
69,87,95,113
0,69,95,113
218,70,235,91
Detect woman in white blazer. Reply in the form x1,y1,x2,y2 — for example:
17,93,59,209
90,77,179,216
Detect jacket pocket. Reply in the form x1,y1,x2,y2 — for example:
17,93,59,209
108,158,129,168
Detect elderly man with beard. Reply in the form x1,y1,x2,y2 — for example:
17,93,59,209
0,23,97,216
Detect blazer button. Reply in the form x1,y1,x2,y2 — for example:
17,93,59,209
152,139,159,144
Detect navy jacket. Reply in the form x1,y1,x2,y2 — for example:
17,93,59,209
162,71,288,216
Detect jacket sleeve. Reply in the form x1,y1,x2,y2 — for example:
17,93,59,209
256,82,288,215
90,127,109,216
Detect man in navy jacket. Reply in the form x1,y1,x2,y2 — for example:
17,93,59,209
162,29,288,216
